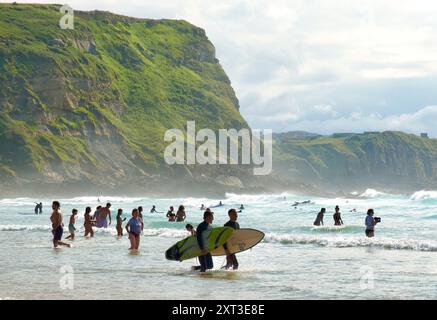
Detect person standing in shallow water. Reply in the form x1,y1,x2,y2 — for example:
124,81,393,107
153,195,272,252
96,203,112,228
83,207,94,237
126,208,142,251
333,205,343,226
50,201,70,248
313,208,325,226
116,209,126,237
365,208,379,238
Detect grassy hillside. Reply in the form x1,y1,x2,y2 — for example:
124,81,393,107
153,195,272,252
273,131,437,192
0,3,248,192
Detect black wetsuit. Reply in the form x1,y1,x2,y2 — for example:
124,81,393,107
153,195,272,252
223,220,240,269
196,221,213,272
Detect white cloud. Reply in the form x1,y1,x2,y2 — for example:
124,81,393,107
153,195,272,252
6,0,437,136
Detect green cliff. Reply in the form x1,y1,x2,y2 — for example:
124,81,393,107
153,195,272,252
273,131,437,193
0,3,248,195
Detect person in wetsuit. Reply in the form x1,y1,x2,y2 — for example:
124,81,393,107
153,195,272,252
193,211,214,272
223,209,240,270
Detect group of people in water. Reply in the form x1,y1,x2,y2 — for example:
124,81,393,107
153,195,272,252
313,205,380,237
49,200,242,272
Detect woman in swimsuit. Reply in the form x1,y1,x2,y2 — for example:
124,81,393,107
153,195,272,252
126,208,142,250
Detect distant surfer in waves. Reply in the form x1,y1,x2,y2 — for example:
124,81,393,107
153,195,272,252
313,208,325,226
50,201,71,248
83,207,94,237
333,205,343,226
65,209,78,240
238,204,245,212
200,204,206,210
150,205,161,213
222,209,240,270
96,203,112,228
126,208,142,251
192,211,214,272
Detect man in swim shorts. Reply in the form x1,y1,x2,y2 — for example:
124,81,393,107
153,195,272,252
50,201,70,248
96,203,112,228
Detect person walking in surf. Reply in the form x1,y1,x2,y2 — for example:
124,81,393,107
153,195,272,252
222,209,240,270
126,208,142,251
333,205,343,226
50,201,70,248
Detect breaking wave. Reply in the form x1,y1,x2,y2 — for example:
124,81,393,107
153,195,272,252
264,233,437,252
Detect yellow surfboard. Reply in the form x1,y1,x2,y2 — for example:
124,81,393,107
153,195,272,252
210,228,264,256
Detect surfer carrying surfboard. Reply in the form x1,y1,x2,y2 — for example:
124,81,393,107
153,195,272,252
222,209,240,270
193,211,215,272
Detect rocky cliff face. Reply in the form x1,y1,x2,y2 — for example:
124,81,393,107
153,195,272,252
273,131,437,193
0,4,249,195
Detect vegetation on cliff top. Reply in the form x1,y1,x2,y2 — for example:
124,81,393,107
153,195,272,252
0,3,247,183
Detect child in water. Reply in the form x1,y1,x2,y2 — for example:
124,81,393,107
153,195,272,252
65,209,78,240
185,223,196,236
116,209,126,237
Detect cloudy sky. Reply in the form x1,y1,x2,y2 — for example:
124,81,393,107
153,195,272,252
7,0,437,136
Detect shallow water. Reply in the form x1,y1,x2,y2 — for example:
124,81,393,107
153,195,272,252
1,189,437,299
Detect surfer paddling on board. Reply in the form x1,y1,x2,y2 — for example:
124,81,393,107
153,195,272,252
50,201,71,248
96,203,112,228
222,209,240,270
176,205,186,222
192,211,215,272
126,208,142,251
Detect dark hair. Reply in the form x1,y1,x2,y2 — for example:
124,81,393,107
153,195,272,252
97,206,102,210
132,208,138,215
335,205,339,210
138,206,143,212
228,209,237,215
367,209,374,215
204,211,214,219
321,208,326,212
186,224,193,230
117,209,123,214
85,207,91,213
72,208,78,214
52,201,60,208
106,203,111,207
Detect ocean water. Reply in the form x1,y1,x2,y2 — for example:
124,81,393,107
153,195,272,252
1,189,437,300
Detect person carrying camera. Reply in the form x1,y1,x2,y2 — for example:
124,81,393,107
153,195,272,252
365,209,380,237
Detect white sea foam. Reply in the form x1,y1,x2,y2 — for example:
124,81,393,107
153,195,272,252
264,233,437,252
410,190,437,201
0,225,52,232
360,188,387,198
